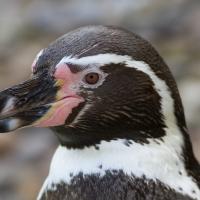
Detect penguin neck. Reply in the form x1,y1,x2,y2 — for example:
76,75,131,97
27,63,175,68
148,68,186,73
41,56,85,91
53,123,199,175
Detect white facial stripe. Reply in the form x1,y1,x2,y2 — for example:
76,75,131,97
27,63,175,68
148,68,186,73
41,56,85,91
31,49,44,72
57,54,131,67
58,53,176,128
38,139,200,200
126,59,176,127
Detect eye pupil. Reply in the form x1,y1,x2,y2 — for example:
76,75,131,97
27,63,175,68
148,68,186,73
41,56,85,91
85,72,99,84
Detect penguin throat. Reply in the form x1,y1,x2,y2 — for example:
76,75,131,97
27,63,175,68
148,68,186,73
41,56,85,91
53,126,167,149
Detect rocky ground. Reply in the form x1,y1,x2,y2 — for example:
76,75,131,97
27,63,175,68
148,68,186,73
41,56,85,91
0,0,199,199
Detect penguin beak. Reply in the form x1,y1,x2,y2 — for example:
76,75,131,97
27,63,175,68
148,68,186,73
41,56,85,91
0,72,57,132
0,70,83,133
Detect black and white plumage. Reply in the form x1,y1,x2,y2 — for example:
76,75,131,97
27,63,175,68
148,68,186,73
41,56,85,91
0,26,199,200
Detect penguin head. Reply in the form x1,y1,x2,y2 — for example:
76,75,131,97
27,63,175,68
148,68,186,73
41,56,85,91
0,26,186,147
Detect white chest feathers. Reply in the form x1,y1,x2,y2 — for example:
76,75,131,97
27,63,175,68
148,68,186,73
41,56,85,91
37,135,200,200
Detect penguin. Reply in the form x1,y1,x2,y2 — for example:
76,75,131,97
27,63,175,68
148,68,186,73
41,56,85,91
0,25,199,200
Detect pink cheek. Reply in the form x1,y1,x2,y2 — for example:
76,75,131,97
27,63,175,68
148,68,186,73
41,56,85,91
35,97,84,127
34,63,85,127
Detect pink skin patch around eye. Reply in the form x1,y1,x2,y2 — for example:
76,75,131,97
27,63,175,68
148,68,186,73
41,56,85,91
34,62,84,127
54,62,71,80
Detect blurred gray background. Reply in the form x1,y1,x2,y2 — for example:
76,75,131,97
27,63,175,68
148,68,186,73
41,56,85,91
0,0,199,199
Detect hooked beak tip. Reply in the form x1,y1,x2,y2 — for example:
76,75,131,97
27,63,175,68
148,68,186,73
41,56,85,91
0,118,21,133
0,72,59,133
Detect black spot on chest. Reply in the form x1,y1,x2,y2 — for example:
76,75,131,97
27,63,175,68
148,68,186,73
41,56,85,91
40,171,195,200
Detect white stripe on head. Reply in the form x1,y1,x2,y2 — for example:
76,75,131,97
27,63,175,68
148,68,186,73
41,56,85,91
58,53,176,129
57,54,130,67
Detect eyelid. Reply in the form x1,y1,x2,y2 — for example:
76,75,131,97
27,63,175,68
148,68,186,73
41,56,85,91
82,67,101,75
82,69,101,79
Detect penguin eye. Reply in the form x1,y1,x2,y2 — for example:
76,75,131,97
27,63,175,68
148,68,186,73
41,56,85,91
84,72,100,85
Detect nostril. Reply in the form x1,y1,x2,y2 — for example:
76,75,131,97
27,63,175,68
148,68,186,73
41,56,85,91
16,97,28,107
21,98,27,103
